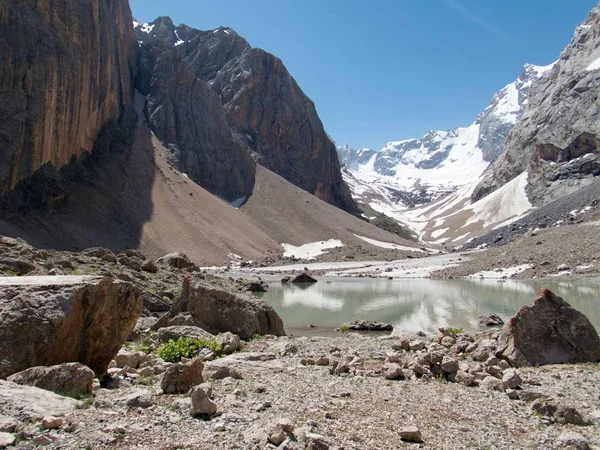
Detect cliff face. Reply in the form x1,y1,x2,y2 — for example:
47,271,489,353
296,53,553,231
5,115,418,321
0,0,138,199
135,18,255,202
136,19,358,213
473,6,600,205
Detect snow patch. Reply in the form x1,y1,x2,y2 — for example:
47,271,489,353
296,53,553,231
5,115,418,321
586,56,600,71
229,197,247,208
470,264,533,279
281,240,344,260
174,30,185,46
354,234,428,253
140,23,155,34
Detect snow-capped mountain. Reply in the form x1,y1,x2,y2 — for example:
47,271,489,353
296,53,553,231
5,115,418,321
337,62,555,211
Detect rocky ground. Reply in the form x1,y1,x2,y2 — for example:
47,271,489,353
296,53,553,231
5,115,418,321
1,331,599,450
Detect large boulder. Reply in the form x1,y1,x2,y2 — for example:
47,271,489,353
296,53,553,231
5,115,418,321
497,289,600,367
157,278,285,340
6,363,94,398
0,276,143,378
0,380,79,420
156,252,197,270
161,359,204,394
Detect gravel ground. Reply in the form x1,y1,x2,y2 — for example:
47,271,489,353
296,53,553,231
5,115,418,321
8,334,599,450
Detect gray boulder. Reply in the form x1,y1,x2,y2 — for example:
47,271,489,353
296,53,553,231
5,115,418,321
478,313,504,327
6,363,94,398
161,359,204,394
156,252,197,270
497,289,600,367
0,277,143,378
190,386,217,417
0,380,79,420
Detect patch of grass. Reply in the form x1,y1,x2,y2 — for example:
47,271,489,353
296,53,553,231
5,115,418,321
124,341,150,354
3,269,20,276
70,268,81,276
76,395,94,409
156,337,223,363
339,324,350,334
136,375,155,386
446,327,464,336
249,333,263,342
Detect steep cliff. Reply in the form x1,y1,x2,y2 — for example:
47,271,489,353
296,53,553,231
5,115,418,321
0,0,138,206
136,18,255,202
473,6,600,205
135,19,358,213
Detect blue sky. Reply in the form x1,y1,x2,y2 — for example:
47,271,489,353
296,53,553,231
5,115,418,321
130,0,598,150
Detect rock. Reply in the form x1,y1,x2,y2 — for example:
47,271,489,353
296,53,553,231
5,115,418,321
156,252,197,270
530,399,587,425
0,416,18,433
0,432,15,448
114,348,145,369
0,277,142,378
557,263,570,271
502,369,522,389
290,273,317,284
315,356,330,366
142,291,171,313
383,363,405,380
556,432,590,450
519,391,544,403
506,389,519,400
0,257,36,275
161,359,204,394
190,387,217,417
245,281,267,292
128,316,159,341
215,332,241,354
496,289,600,367
155,326,214,345
440,356,459,374
455,370,476,386
305,433,329,450
478,313,505,327
269,429,286,446
281,276,291,283
203,363,243,381
408,340,426,351
141,260,158,273
471,339,497,362
6,363,94,398
341,320,393,332
162,278,285,340
0,381,79,420
399,426,423,443
123,390,155,409
41,416,64,430
480,376,505,391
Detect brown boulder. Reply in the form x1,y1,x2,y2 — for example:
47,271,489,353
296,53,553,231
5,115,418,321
161,359,204,395
7,363,94,398
497,289,600,367
0,276,142,378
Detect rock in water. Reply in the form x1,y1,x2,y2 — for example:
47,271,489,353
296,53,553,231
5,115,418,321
497,289,600,367
7,363,94,398
478,313,504,327
0,277,143,378
290,273,317,284
342,320,393,332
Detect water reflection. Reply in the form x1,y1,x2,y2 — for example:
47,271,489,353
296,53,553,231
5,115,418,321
255,278,600,335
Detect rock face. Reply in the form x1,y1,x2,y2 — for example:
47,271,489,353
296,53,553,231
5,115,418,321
473,5,600,205
158,278,285,340
134,18,357,213
0,0,137,210
0,277,142,378
0,380,79,420
7,363,94,398
497,289,600,367
135,18,256,202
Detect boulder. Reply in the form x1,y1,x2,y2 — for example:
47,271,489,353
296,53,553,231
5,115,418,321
399,426,423,443
0,380,79,420
0,257,36,275
163,278,285,340
161,359,204,394
497,289,600,367
478,313,504,327
290,273,317,284
156,252,196,270
0,277,142,378
155,326,214,345
114,349,145,369
215,332,241,354
0,432,15,448
142,291,171,313
6,363,94,398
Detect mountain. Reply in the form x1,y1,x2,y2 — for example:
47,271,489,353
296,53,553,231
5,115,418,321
473,7,600,207
135,18,357,213
338,63,555,210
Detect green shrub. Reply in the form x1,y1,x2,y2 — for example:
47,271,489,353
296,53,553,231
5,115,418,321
339,324,350,334
156,337,222,363
446,327,464,336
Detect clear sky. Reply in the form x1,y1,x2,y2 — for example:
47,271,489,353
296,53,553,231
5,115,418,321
130,0,598,150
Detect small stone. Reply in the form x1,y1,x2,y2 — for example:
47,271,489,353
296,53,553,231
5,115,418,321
0,416,18,433
161,359,204,394
256,402,272,412
480,376,505,391
383,363,404,380
306,433,329,450
556,431,590,450
502,369,522,389
41,416,64,430
0,432,16,447
276,418,295,433
409,340,426,351
498,360,511,370
190,387,217,417
440,356,459,374
399,426,423,443
255,385,267,394
506,389,519,400
269,429,286,446
315,356,329,366
124,390,155,409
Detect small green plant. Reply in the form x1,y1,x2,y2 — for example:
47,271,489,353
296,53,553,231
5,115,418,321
136,374,155,386
339,324,350,334
124,341,150,354
249,333,263,342
446,327,464,336
70,268,81,276
76,394,94,409
156,337,223,363
4,269,20,276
